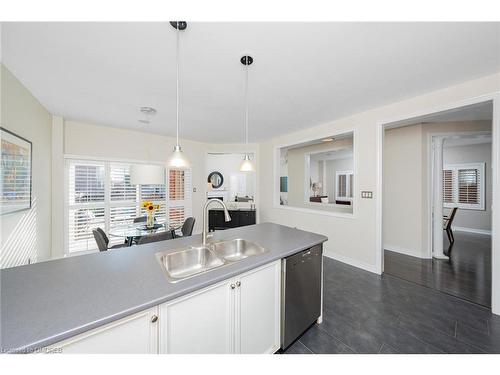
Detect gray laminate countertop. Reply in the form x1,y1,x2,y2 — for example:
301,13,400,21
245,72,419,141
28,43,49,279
1,222,327,353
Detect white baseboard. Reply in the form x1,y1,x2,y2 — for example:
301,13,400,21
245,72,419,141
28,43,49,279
452,226,492,235
383,244,432,259
323,249,380,274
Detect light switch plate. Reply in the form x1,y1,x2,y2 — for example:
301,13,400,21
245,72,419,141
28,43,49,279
361,191,373,199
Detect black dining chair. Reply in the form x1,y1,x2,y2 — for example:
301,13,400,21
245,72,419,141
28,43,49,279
443,207,458,256
176,217,195,238
137,231,174,245
93,228,128,252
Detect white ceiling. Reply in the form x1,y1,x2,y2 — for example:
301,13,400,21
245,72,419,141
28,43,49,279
2,22,499,143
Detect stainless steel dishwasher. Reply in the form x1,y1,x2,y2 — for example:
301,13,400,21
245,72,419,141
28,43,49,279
281,244,323,349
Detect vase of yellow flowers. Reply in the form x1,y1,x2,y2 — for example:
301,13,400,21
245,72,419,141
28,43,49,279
142,201,160,229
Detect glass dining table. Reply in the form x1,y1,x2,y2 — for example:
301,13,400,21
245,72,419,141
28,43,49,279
108,222,181,246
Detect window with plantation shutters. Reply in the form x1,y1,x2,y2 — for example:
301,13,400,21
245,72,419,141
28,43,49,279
442,169,454,204
108,164,139,245
335,170,353,201
65,159,185,254
66,160,106,253
139,184,167,224
442,163,485,210
168,169,192,227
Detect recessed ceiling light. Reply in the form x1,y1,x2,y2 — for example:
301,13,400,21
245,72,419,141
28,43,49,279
140,107,157,115
322,138,334,142
139,107,157,125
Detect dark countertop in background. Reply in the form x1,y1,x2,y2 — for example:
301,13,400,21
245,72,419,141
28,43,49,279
1,222,327,353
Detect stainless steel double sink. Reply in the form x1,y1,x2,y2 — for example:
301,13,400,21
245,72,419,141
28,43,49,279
155,239,269,283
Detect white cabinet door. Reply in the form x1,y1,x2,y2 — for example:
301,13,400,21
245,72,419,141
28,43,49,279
159,279,234,354
237,261,281,354
49,307,159,354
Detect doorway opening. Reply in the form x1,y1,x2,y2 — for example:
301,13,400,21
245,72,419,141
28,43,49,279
381,101,494,307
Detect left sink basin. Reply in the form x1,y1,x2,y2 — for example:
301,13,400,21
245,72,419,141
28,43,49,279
156,246,224,283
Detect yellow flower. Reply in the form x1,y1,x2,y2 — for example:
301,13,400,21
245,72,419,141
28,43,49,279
142,201,151,208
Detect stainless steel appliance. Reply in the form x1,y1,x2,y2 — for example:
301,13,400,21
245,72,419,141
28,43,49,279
281,244,323,349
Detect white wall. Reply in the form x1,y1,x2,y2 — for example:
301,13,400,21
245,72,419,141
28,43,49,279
444,142,492,232
1,64,52,268
259,72,500,273
206,153,256,201
383,124,425,257
384,121,492,258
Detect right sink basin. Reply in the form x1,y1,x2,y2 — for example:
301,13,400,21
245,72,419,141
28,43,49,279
211,238,269,262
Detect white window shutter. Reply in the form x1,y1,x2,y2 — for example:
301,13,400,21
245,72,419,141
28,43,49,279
442,169,454,204
167,169,192,228
443,163,485,210
457,168,479,205
66,160,106,253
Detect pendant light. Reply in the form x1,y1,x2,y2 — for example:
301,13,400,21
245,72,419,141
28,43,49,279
167,21,190,169
240,55,254,172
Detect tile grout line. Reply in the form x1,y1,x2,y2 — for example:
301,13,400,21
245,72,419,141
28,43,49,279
297,339,315,354
314,323,359,354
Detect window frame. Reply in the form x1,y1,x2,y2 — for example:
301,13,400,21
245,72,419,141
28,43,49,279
335,170,354,201
443,162,485,211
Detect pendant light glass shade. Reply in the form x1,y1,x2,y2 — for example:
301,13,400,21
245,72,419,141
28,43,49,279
240,154,254,172
168,144,190,169
168,21,190,169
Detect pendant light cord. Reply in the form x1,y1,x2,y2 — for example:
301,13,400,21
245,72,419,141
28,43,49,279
245,60,249,148
176,21,180,147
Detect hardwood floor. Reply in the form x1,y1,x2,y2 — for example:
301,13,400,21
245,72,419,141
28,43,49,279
384,231,491,307
283,255,500,354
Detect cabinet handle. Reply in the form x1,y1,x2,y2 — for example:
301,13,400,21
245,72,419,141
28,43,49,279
151,315,158,323
230,284,236,289
236,281,241,287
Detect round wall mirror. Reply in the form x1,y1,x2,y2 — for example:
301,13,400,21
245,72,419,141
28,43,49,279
208,171,224,189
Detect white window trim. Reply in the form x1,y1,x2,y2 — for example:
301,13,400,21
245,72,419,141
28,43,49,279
443,162,485,211
335,170,354,201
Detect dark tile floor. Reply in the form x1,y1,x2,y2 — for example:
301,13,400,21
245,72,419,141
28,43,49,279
284,255,500,354
384,231,491,307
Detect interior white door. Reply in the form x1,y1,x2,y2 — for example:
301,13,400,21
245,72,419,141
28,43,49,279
237,261,281,354
48,307,159,354
159,279,234,354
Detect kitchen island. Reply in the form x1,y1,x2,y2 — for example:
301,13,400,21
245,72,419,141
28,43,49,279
1,223,327,354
